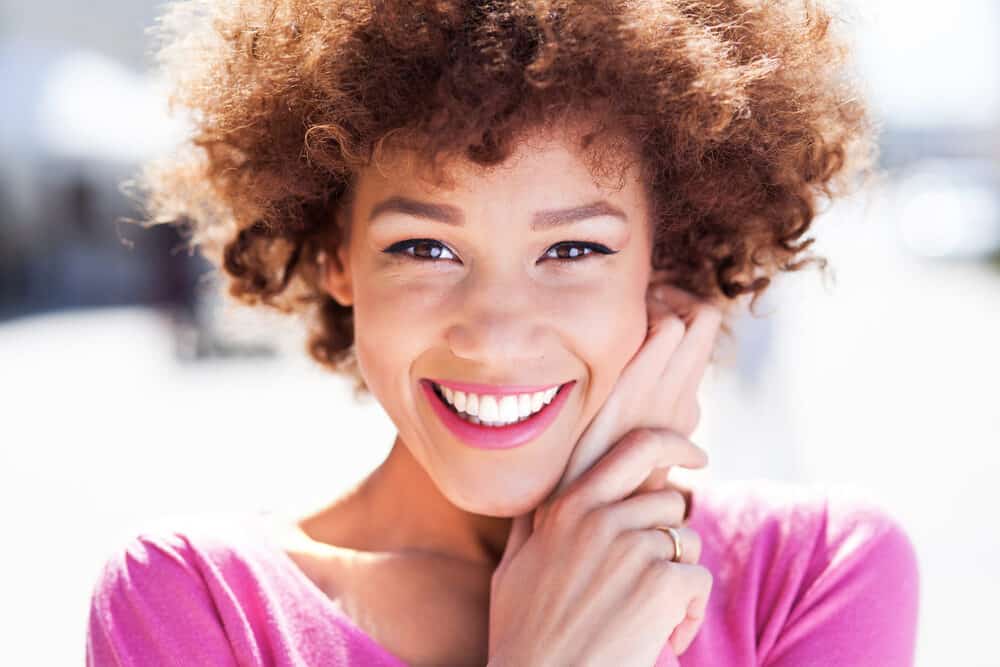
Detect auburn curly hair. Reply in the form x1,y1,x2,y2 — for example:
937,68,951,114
135,0,876,397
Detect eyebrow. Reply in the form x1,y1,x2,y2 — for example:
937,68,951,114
367,196,627,230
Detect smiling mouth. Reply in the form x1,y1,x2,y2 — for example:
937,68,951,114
428,380,570,428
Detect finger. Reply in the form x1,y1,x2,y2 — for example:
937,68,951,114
674,310,721,409
654,302,723,414
649,284,722,391
600,486,686,531
633,465,672,496
648,282,706,327
632,472,703,515
612,526,702,568
669,586,711,655
621,312,687,411
644,285,714,437
600,491,702,564
556,315,687,495
672,393,702,440
574,524,703,619
563,429,707,516
633,561,713,638
553,289,702,508
654,525,702,564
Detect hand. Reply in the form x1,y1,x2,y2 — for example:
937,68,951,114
487,428,711,666
488,284,724,665
557,281,723,501
632,282,725,496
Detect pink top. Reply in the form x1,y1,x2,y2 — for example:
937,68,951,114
85,480,920,666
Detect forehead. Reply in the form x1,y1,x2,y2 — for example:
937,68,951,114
354,122,645,208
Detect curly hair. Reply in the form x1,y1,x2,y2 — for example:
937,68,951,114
134,0,876,397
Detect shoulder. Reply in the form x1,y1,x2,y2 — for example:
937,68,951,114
86,512,271,667
685,480,919,665
692,479,918,568
88,512,262,598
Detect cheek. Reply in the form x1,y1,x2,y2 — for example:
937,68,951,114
573,295,648,390
350,282,436,394
550,277,650,413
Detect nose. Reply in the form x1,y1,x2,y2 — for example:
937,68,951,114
444,272,550,368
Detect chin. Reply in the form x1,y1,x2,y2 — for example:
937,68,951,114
443,469,562,517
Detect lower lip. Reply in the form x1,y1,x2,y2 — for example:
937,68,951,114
419,379,576,451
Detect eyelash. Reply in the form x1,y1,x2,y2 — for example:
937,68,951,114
382,239,618,264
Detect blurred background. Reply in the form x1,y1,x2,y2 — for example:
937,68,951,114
1,1,997,665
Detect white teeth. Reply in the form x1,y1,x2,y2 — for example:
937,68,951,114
517,393,532,418
436,382,564,426
479,395,499,421
498,395,520,422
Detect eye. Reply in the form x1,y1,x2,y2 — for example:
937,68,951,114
542,241,617,262
382,239,617,264
382,238,458,262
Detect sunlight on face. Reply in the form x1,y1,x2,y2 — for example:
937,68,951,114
324,122,655,516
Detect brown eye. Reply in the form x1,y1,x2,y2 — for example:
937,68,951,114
543,241,617,262
383,239,457,262
382,239,616,264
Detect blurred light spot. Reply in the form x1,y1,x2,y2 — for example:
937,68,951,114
894,159,1000,258
850,0,1000,128
37,50,190,163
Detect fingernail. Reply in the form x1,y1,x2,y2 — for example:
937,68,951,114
652,285,667,301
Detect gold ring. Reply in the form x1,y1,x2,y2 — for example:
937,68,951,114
654,525,683,563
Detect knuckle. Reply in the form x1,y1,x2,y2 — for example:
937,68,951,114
622,426,652,445
666,488,686,509
620,529,652,554
701,565,714,592
643,558,680,591
549,492,585,527
607,530,649,567
687,563,713,593
623,427,661,458
579,507,617,545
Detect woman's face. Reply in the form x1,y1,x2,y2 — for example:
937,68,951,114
323,125,655,517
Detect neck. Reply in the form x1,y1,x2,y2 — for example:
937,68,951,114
304,435,512,568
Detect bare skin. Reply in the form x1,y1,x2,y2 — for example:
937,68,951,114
273,448,697,667
266,120,723,666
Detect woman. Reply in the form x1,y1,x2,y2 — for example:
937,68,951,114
86,1,919,665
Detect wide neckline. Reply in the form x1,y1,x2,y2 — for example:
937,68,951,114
249,481,708,667
251,510,412,667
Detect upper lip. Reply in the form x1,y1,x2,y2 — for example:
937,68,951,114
426,378,570,395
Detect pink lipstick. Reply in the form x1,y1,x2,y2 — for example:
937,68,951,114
419,379,576,450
